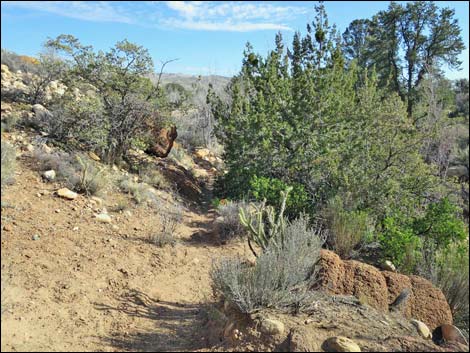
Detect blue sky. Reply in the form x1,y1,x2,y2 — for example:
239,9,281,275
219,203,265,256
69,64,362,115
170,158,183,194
1,1,469,79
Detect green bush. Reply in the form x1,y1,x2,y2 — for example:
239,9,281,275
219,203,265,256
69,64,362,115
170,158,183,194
321,196,374,259
379,198,467,273
434,240,469,338
249,176,310,219
379,216,422,273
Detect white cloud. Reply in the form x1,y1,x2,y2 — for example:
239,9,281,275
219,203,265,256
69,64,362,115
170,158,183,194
2,1,309,32
162,1,308,31
162,18,293,32
2,1,134,24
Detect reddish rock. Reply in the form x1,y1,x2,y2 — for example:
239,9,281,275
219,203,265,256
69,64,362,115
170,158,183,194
145,126,177,158
409,276,453,330
433,324,469,346
316,250,453,331
382,271,414,317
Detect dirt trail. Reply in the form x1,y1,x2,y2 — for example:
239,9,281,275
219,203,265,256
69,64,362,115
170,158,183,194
1,154,251,352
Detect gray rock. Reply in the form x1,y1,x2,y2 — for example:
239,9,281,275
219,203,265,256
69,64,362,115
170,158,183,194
42,170,56,181
260,318,284,336
323,336,361,352
32,234,40,241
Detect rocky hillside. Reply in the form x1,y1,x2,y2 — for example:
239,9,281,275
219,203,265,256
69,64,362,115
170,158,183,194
1,61,469,352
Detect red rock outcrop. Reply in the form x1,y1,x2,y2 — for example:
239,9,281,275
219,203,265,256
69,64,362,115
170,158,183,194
145,125,177,158
316,250,453,330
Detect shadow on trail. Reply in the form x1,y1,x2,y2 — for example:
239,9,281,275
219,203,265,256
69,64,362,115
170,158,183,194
95,289,211,352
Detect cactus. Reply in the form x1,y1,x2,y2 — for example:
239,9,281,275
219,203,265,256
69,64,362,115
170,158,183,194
239,186,292,257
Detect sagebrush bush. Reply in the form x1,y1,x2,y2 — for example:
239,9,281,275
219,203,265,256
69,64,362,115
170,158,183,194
321,196,374,259
1,112,20,132
118,177,157,205
1,141,16,189
211,214,325,314
140,168,171,190
33,150,109,196
150,202,183,247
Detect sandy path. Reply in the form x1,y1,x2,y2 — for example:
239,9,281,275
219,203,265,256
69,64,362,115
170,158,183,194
1,156,250,352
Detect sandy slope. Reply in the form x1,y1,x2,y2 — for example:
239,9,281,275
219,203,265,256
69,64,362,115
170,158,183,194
1,153,252,352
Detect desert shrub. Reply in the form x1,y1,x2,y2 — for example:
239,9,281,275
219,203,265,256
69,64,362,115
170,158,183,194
378,215,423,273
151,202,183,247
45,35,170,165
379,198,467,273
216,200,251,240
1,141,16,189
321,196,374,259
1,112,20,132
211,214,325,314
140,168,171,190
1,49,39,74
45,91,108,152
432,240,469,338
249,176,311,219
169,146,194,169
33,150,109,196
118,177,157,205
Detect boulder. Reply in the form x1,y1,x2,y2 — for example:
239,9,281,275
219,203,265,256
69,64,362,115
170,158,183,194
433,324,469,346
322,336,361,352
316,250,388,311
316,250,453,330
32,104,53,123
408,275,453,330
145,126,177,158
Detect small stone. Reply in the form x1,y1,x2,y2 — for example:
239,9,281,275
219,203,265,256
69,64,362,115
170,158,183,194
91,196,103,206
3,224,13,232
36,193,42,197
383,260,396,272
411,319,432,339
72,227,79,231
42,170,56,181
26,144,34,152
323,337,361,352
305,318,314,325
32,234,40,241
57,188,78,200
260,318,284,336
111,225,119,231
55,209,60,213
88,151,100,161
193,258,200,264
96,214,112,223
